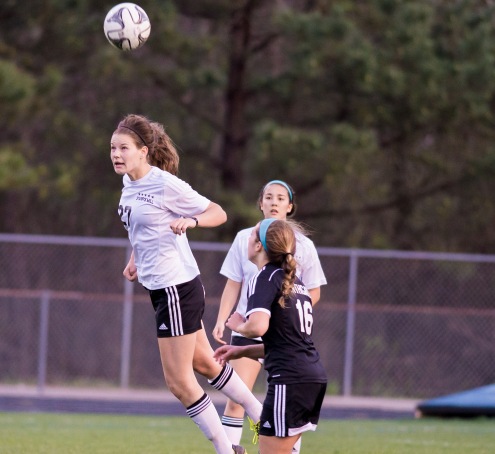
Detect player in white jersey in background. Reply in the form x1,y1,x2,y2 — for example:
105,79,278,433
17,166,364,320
215,218,328,454
212,180,327,453
111,114,261,454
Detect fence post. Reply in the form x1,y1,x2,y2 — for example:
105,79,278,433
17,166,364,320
120,245,134,388
343,252,358,397
37,290,51,394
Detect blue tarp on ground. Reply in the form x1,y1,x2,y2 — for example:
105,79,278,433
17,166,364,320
417,384,495,417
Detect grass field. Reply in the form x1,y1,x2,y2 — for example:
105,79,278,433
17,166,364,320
0,412,493,453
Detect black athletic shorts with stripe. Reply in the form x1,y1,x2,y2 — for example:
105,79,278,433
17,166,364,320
231,335,263,347
259,382,327,438
148,275,205,337
231,335,264,363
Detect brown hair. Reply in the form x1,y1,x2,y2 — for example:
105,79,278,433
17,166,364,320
257,180,296,217
256,219,303,308
115,114,180,175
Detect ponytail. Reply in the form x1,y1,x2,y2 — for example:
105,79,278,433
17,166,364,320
258,220,303,308
115,114,180,175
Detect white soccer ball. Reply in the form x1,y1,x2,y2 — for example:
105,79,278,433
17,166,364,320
103,3,151,51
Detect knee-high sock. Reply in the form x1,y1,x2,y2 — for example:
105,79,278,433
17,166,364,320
209,363,263,423
292,436,302,453
221,415,244,445
186,393,233,454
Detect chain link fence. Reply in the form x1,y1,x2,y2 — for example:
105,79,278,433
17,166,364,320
1,234,494,399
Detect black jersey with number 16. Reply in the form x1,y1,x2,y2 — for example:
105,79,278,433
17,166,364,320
245,263,327,385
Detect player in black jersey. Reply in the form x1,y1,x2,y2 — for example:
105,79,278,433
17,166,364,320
214,218,327,454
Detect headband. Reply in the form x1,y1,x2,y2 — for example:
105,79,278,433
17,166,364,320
263,180,293,202
259,218,277,251
120,125,148,147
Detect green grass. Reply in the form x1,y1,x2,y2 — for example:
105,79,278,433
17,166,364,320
0,412,493,453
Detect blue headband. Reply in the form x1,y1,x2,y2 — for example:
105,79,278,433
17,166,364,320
264,180,293,202
259,218,277,251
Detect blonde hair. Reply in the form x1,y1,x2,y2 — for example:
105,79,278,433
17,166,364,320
257,219,304,308
115,114,180,175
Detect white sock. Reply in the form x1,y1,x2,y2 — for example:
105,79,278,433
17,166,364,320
186,393,233,454
209,364,263,423
292,436,302,453
221,415,243,445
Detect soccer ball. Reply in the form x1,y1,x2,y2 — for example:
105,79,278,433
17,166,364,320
103,3,151,51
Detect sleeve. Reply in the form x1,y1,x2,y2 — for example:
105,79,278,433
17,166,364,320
297,237,327,290
161,174,210,216
245,269,281,318
219,232,245,282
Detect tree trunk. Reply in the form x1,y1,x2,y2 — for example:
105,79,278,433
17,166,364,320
220,1,255,190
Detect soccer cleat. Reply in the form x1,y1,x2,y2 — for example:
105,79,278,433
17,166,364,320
232,444,247,454
248,417,260,445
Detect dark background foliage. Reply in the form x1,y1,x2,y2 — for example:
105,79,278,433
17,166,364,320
2,0,495,252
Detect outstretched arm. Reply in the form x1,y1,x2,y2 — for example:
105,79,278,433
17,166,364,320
213,344,265,367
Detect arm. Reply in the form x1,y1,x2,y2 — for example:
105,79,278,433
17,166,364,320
123,250,138,282
298,237,326,306
226,311,270,339
213,344,265,367
170,202,227,235
212,279,242,344
193,201,227,227
309,287,321,306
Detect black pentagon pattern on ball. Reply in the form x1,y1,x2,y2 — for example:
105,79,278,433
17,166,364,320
104,4,151,51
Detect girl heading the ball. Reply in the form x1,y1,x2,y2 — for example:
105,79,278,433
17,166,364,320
110,113,261,454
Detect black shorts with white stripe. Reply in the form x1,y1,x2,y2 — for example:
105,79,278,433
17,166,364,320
148,275,205,337
231,335,264,364
259,382,327,438
230,336,264,347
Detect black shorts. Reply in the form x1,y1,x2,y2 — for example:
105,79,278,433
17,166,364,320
231,335,264,347
259,382,327,437
148,275,205,338
231,336,264,363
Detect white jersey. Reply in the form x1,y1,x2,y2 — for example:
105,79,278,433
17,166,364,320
119,166,210,290
220,226,327,337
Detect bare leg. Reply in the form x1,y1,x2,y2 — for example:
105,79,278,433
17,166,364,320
158,333,204,406
259,434,301,454
157,334,232,454
192,326,262,423
192,324,223,379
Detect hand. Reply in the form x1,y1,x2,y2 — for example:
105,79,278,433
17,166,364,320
212,323,226,345
225,311,245,332
169,217,196,235
123,259,138,282
213,345,242,366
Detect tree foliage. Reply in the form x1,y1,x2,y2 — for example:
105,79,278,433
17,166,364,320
1,0,495,252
